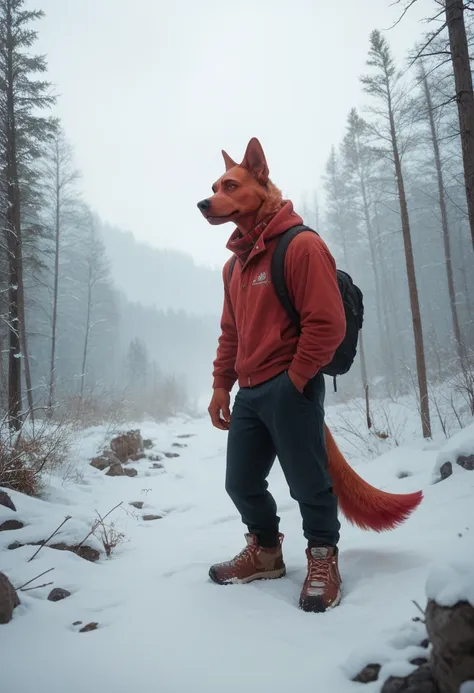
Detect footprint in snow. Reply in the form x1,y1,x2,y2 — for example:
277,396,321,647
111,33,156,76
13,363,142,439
198,514,238,527
161,561,210,579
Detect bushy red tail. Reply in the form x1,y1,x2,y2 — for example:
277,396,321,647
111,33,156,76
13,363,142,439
325,426,423,532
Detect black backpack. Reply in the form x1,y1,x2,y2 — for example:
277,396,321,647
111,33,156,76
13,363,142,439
228,224,364,389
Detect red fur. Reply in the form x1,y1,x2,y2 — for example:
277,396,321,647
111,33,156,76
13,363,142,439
325,426,423,531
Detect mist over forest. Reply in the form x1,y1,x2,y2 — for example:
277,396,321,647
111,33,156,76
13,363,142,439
0,0,473,440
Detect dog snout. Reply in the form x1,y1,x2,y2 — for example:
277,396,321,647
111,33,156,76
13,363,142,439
197,198,211,212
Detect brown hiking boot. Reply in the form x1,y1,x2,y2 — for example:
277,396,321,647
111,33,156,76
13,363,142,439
209,533,286,585
299,546,342,613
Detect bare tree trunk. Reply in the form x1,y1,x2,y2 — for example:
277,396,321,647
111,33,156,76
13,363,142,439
358,316,369,402
80,265,92,398
388,93,431,437
48,141,60,413
421,61,465,364
359,331,368,387
373,204,398,380
0,331,6,401
446,0,474,251
364,383,372,429
17,272,34,421
5,204,21,430
383,264,403,363
359,332,372,428
341,238,370,393
368,228,395,379
455,220,474,345
340,238,370,398
5,7,22,430
354,143,395,380
457,228,474,317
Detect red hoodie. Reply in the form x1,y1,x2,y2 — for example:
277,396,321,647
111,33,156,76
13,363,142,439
212,201,346,391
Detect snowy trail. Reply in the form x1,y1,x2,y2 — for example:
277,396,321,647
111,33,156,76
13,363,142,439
1,413,474,693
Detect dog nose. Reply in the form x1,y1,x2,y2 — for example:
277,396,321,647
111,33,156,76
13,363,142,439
197,199,211,212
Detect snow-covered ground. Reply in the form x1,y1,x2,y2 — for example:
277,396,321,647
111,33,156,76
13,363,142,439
1,402,473,693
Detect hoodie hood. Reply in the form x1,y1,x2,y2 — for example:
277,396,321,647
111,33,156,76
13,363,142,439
226,201,303,264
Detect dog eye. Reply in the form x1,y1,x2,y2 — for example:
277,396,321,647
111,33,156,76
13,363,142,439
226,182,237,191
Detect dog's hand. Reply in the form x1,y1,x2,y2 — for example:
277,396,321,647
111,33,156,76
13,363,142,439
208,389,231,430
288,369,306,394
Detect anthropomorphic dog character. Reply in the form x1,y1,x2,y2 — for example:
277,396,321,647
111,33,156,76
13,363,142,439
198,137,422,613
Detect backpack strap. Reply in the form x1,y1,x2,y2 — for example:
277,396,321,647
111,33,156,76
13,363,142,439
227,255,237,284
227,225,315,326
270,224,317,330
224,256,238,324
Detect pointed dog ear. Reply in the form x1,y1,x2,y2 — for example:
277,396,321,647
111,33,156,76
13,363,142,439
222,150,238,171
240,137,269,184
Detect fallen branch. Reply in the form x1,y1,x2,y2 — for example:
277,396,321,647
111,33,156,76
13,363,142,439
73,519,101,553
28,515,72,563
20,581,54,592
16,567,55,591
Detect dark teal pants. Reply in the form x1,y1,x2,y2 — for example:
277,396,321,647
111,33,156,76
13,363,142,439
225,370,340,548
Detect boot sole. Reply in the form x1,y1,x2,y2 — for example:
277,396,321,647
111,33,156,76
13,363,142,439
299,588,342,613
209,566,286,585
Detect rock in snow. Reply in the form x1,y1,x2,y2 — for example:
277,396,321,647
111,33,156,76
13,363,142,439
0,490,16,512
0,571,20,624
48,588,71,602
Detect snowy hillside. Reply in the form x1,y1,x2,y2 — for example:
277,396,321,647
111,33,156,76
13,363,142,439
1,408,473,693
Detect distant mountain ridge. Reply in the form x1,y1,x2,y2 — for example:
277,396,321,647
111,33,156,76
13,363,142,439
100,223,223,316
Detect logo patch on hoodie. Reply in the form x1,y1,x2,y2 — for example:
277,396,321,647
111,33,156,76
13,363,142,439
252,271,269,286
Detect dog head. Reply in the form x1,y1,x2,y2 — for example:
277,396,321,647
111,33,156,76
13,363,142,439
197,137,282,230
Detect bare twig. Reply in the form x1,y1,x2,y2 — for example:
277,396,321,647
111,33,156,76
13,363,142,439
409,23,448,67
74,501,123,554
28,515,72,562
412,599,425,618
386,0,420,30
93,510,126,557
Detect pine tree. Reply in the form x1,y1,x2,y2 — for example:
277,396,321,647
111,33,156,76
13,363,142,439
361,30,431,438
342,108,396,382
322,144,370,397
0,0,56,427
322,146,355,269
40,129,80,412
418,60,465,364
125,336,149,395
78,210,117,398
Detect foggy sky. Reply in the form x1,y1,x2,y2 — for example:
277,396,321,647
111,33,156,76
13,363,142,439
32,0,433,269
